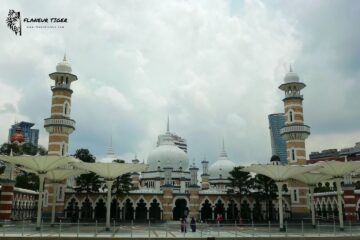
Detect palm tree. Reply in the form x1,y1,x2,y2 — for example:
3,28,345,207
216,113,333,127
74,149,101,193
228,166,252,222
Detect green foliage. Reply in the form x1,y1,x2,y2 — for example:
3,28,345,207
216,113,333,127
74,148,101,193
252,174,277,220
110,159,132,196
15,172,39,191
228,166,252,196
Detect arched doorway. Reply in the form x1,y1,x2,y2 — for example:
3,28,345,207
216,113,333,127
240,200,251,221
201,200,212,221
110,199,120,219
122,199,134,221
95,199,106,219
135,199,147,221
66,198,79,222
81,198,93,220
214,199,225,219
226,200,238,221
149,199,161,221
173,199,188,220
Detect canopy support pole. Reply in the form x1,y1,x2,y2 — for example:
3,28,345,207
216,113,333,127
335,178,344,231
276,182,285,232
309,185,316,228
36,174,45,230
51,182,58,227
106,180,114,231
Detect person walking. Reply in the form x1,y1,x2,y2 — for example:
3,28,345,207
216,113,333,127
190,217,196,232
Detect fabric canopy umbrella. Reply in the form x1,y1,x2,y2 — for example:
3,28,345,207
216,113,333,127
0,155,78,230
242,164,320,231
291,172,332,228
72,162,147,231
315,160,360,230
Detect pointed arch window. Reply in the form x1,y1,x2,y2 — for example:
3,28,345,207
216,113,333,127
291,149,296,161
289,110,294,123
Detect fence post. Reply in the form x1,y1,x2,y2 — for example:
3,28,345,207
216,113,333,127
95,220,97,237
217,221,220,237
148,220,150,238
333,219,336,236
350,220,352,236
3,221,5,237
131,220,133,238
285,221,288,237
113,220,116,237
165,222,168,238
59,219,62,237
268,221,271,237
200,222,202,237
252,220,255,237
318,220,320,236
301,220,304,236
40,219,43,237
22,219,24,236
235,220,237,238
77,219,79,238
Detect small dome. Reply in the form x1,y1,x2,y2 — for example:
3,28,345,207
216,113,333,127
10,127,25,144
147,140,189,171
270,155,281,162
56,55,72,73
284,67,299,83
208,141,236,179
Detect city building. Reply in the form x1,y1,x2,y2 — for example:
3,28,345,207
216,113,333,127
309,142,360,161
268,113,287,164
8,121,39,146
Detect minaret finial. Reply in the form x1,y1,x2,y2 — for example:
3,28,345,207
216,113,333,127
166,115,170,133
63,52,67,61
107,135,115,156
220,138,228,158
289,64,293,72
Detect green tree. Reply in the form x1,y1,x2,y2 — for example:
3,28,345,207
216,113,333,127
252,174,277,221
74,148,101,193
228,166,252,221
111,159,132,195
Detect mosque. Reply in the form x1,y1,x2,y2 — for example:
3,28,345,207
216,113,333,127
1,56,316,222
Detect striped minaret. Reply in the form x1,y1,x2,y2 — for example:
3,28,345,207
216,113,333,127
279,66,311,218
43,55,77,218
279,66,310,165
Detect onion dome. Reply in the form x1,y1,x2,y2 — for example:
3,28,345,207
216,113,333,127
10,127,25,144
284,65,299,83
208,140,236,179
147,134,189,171
56,54,72,73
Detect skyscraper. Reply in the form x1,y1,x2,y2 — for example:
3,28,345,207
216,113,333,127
8,121,39,146
268,113,287,164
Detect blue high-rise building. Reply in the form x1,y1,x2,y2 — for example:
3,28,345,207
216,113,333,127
8,121,39,146
268,113,287,164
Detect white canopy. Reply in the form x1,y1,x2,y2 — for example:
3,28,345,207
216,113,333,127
0,155,79,173
72,162,147,179
291,172,332,185
316,160,360,177
242,164,321,181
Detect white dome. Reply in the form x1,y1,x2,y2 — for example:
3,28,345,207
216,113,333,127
284,70,299,83
56,55,72,73
208,142,236,179
147,142,189,171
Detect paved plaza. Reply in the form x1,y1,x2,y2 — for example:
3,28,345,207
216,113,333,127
2,221,360,238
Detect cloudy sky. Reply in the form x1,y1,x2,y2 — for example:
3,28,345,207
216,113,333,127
0,0,359,166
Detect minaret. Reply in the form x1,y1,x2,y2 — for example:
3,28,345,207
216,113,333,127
279,66,310,165
43,55,77,218
201,156,209,189
44,54,77,156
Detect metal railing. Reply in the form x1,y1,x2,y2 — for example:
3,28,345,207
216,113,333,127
1,220,360,238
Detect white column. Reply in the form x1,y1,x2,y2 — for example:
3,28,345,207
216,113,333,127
276,182,284,231
105,180,114,231
51,182,58,226
36,174,45,230
335,178,344,230
309,186,316,227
